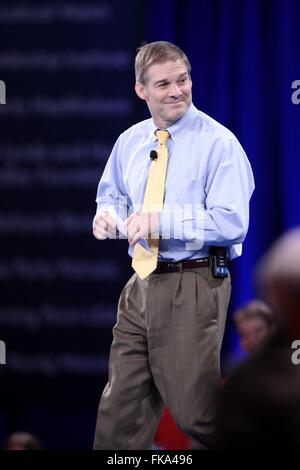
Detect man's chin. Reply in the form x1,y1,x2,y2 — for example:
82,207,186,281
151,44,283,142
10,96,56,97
166,108,187,122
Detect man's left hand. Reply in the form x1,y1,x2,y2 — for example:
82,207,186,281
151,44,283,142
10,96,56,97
124,212,160,246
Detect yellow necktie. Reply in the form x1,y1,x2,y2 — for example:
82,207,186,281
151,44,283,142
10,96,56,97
132,129,170,279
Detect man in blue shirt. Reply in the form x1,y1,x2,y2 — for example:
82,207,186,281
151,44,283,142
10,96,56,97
93,41,254,450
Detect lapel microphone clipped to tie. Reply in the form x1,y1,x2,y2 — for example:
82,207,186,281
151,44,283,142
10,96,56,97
150,150,158,160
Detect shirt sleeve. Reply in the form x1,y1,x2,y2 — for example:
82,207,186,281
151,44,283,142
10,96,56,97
95,134,131,234
160,138,255,247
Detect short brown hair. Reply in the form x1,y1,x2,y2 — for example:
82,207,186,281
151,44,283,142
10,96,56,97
233,300,275,328
135,41,191,85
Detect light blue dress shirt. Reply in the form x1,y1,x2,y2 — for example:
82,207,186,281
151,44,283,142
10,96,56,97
96,103,255,261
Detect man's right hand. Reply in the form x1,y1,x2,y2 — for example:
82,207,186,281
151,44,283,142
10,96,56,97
93,211,117,240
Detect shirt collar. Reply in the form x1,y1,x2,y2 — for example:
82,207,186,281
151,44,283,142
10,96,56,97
148,103,198,143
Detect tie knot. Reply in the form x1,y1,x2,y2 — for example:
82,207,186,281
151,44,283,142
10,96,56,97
155,129,170,145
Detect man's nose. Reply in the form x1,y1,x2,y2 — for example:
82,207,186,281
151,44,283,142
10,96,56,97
168,83,182,97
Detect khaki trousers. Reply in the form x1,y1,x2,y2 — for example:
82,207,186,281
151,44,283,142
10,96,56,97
93,266,231,450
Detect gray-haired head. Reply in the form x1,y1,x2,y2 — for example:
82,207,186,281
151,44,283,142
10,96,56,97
135,41,191,85
256,228,300,337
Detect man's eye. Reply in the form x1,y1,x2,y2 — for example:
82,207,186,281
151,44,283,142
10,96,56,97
158,83,167,88
178,78,187,84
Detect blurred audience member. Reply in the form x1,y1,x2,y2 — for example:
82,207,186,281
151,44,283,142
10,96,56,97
257,228,300,339
3,432,42,450
233,299,276,355
216,228,300,449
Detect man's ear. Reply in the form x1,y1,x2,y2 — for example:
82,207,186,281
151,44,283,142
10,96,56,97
135,82,147,101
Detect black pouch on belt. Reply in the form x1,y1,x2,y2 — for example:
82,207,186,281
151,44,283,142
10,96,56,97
209,246,229,278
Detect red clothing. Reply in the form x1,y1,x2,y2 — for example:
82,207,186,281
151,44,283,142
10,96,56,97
154,407,192,450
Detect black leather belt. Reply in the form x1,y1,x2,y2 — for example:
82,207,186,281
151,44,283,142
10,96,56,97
153,257,210,274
